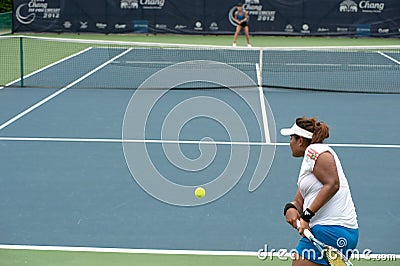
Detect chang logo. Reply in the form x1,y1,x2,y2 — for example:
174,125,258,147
359,1,384,12
121,0,139,9
140,0,165,9
16,0,61,25
339,0,358,12
340,0,385,13
16,3,36,24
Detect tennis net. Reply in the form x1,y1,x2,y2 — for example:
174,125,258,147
1,36,399,93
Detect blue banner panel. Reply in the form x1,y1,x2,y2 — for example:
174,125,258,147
12,0,400,37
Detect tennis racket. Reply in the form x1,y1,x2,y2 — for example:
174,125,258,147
296,220,353,266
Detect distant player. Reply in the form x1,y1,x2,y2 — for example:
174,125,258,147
232,3,251,48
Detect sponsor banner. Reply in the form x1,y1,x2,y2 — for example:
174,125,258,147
12,0,400,37
339,0,385,13
356,24,371,36
134,20,148,33
13,0,63,31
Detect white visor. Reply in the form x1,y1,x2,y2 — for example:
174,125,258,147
280,123,313,139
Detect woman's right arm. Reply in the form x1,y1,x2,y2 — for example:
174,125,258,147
285,189,303,228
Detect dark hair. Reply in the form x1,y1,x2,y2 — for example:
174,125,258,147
296,117,329,144
237,3,242,7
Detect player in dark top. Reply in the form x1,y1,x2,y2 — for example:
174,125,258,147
233,3,251,47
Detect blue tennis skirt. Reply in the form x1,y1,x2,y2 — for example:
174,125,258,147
295,225,359,265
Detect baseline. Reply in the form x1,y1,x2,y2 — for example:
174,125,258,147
0,245,398,260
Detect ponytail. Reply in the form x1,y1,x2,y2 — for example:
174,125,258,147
295,117,329,144
311,121,329,144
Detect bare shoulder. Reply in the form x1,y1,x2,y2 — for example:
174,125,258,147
313,151,339,184
315,151,335,169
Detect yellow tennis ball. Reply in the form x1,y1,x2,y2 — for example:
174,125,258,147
195,187,206,198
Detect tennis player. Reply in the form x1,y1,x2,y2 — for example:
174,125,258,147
281,117,358,265
232,3,251,48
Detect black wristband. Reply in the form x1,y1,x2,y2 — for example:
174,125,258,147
300,208,315,223
283,202,297,216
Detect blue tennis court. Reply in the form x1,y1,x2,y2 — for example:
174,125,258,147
0,39,399,260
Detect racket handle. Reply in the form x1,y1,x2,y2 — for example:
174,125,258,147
296,220,314,240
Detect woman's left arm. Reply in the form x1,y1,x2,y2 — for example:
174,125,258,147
308,151,340,213
244,11,249,22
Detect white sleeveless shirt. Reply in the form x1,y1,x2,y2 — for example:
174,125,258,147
298,144,358,229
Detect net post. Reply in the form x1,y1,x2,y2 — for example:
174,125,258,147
19,36,24,87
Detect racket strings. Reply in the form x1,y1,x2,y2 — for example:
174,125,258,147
324,248,348,266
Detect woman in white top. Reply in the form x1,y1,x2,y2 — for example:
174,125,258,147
281,117,358,265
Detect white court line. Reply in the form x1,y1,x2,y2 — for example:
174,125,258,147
377,51,400,65
0,244,256,256
0,48,133,130
285,63,397,67
0,47,93,90
0,245,398,260
256,62,270,143
0,137,399,149
287,63,341,67
0,136,267,146
114,60,256,66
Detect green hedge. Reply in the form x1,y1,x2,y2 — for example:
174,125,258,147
0,0,12,13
